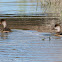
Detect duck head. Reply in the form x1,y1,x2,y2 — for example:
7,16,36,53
53,24,61,33
0,19,7,28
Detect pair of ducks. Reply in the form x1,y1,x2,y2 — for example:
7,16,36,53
0,19,11,33
0,19,62,36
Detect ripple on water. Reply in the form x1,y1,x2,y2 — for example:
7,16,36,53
0,29,62,62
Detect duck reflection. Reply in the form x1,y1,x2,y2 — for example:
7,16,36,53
1,32,8,39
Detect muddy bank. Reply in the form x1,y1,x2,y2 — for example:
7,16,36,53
0,16,60,32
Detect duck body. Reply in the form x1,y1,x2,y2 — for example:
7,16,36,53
2,27,11,33
0,19,11,33
54,32,62,36
54,34,62,37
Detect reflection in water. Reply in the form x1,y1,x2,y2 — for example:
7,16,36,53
0,29,62,62
1,32,8,39
0,0,42,15
0,0,60,16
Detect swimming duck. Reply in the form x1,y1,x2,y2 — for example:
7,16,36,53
0,19,11,33
53,24,62,36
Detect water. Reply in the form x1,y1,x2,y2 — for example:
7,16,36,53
0,0,60,17
0,0,43,16
0,29,62,62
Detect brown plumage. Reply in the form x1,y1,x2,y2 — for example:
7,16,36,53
0,19,11,33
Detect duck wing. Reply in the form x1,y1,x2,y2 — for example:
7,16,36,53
3,27,11,32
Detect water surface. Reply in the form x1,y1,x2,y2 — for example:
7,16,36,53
0,0,59,17
0,0,42,16
0,29,62,62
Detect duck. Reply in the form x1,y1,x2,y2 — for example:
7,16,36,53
53,24,62,36
0,19,11,33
